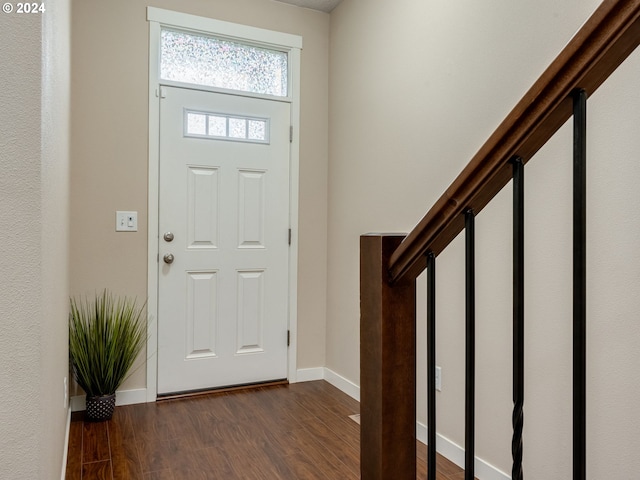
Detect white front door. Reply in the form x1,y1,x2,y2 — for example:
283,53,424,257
157,86,291,395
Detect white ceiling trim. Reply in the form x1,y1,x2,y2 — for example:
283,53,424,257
272,0,343,13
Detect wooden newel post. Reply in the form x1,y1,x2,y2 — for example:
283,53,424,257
360,234,417,480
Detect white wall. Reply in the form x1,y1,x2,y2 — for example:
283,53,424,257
41,1,72,475
0,0,71,477
329,0,640,476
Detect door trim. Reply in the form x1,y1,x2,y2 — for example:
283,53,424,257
146,7,302,402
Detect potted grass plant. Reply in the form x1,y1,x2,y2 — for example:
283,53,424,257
69,290,147,421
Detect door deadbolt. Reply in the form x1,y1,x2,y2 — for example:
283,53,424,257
163,232,174,242
163,253,174,264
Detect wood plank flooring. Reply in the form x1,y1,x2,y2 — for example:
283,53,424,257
66,380,466,479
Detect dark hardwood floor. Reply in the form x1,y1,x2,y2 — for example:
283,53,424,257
66,380,466,479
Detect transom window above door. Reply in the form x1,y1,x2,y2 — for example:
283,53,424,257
160,29,288,97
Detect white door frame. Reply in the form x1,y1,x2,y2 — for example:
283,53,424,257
146,7,302,402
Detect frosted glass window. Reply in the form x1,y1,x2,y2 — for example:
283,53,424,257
161,29,288,97
229,118,247,139
208,116,227,137
248,120,266,141
185,110,269,144
187,113,207,135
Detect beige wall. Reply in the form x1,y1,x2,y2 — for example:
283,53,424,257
0,0,71,477
70,0,329,391
68,0,640,474
329,0,640,476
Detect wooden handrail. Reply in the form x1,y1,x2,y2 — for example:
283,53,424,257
388,0,640,284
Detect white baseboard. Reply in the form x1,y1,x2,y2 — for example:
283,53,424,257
416,421,510,480
295,367,324,382
61,406,71,480
70,388,148,412
322,368,360,401
295,367,507,480
295,367,360,401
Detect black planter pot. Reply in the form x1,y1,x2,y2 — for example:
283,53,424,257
85,393,116,421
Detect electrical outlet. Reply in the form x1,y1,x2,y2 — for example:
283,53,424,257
435,366,442,391
63,377,68,409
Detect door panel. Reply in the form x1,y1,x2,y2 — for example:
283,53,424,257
158,87,290,394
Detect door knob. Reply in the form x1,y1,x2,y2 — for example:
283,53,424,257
163,232,174,242
163,253,174,264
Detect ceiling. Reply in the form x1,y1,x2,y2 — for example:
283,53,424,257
272,0,343,13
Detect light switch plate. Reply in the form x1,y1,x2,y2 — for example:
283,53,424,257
116,211,138,232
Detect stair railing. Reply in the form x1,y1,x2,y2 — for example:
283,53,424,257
360,1,640,479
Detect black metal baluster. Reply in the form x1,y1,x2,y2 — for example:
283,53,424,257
427,251,436,479
572,88,587,480
465,209,475,480
512,157,525,480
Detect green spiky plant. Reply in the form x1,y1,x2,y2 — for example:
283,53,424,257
69,290,147,398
